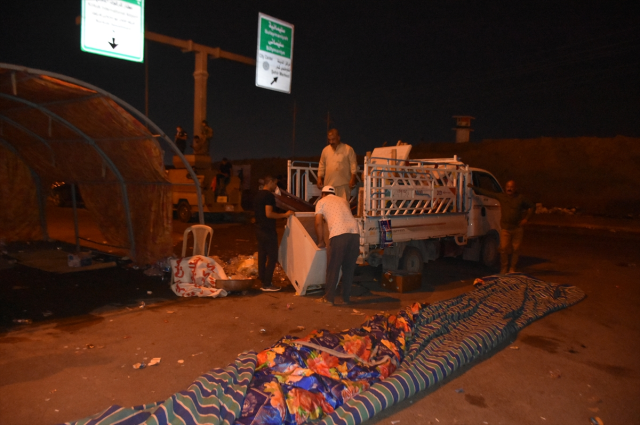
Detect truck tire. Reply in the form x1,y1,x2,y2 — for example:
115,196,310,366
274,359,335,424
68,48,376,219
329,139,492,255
481,232,499,268
177,201,192,223
400,247,424,273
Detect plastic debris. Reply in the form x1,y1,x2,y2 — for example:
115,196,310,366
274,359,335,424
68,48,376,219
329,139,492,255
548,369,562,379
177,359,184,364
352,309,365,315
510,346,519,350
86,344,95,349
260,328,267,333
12,319,32,324
391,421,400,424
148,358,161,366
297,326,305,331
167,311,175,314
132,363,146,369
42,311,53,317
535,203,576,215
455,388,464,393
589,417,603,425
139,302,145,308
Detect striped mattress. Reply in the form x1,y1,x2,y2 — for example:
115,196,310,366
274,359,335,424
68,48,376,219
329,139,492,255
64,274,585,425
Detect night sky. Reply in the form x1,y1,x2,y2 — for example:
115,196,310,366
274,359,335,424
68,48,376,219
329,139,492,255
1,1,638,161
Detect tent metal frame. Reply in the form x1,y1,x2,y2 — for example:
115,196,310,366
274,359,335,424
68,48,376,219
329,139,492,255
0,63,205,260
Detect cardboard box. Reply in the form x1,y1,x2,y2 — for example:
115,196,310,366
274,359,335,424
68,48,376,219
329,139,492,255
381,271,422,293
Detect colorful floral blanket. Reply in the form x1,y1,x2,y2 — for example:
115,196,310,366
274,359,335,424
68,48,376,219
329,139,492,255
64,274,585,425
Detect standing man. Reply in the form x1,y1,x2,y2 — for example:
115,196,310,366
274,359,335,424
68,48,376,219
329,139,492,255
317,129,358,201
315,185,360,305
174,126,188,153
201,120,214,156
254,175,293,292
192,135,208,155
468,180,534,274
215,158,232,197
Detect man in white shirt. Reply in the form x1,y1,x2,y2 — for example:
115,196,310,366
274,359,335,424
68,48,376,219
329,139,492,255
316,129,358,201
314,186,360,305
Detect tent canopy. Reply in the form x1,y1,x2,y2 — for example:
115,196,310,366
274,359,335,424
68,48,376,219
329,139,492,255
0,63,195,264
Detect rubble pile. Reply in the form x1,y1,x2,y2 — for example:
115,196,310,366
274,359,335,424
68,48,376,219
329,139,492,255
535,203,577,215
213,253,259,280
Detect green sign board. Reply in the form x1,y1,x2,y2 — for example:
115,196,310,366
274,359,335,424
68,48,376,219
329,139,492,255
256,13,294,93
80,0,145,63
259,17,293,59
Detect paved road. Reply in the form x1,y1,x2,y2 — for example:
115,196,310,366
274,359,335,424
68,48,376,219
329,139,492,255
1,212,639,425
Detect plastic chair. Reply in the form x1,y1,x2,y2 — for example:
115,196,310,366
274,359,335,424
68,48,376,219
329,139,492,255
182,225,213,257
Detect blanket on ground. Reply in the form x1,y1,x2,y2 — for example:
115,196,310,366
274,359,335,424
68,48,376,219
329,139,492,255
64,274,585,425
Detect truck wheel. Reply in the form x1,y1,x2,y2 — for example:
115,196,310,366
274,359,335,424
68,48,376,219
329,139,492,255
177,201,192,223
400,247,424,273
481,233,499,267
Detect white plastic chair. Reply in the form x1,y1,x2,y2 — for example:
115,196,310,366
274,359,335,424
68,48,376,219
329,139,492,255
182,225,213,257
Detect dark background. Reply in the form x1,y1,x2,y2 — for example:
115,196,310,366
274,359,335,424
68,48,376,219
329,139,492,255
1,1,639,161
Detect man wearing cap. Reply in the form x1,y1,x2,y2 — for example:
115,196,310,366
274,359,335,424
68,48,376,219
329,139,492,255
317,129,358,201
315,185,360,305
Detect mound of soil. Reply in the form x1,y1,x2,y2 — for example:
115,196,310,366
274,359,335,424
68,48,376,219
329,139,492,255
411,136,640,217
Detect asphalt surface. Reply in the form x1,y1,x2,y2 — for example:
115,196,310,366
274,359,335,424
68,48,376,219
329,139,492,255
0,211,639,425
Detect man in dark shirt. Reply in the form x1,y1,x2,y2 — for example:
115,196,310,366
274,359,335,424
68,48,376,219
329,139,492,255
468,180,534,274
254,175,293,291
215,158,233,197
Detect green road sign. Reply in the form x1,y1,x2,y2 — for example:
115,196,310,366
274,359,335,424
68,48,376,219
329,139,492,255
80,0,145,62
256,13,294,93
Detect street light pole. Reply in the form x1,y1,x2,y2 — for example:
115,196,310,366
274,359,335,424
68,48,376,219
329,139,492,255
144,31,256,140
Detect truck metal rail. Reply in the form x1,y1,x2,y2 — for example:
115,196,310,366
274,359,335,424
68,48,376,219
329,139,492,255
280,148,502,295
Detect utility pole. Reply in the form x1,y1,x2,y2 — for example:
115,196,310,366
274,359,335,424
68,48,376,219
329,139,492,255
144,31,256,141
291,100,297,159
144,42,149,119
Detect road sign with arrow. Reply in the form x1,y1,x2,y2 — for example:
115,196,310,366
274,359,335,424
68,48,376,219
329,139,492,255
80,0,145,62
256,13,294,94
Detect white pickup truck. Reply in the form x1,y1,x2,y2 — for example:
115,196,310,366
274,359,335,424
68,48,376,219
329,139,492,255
279,145,504,295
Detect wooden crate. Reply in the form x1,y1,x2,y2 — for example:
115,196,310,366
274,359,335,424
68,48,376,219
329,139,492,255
381,271,422,293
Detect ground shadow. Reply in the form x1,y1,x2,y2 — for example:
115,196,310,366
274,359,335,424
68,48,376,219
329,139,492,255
0,242,177,331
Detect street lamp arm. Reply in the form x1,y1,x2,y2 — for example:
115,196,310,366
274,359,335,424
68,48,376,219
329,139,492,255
145,31,255,66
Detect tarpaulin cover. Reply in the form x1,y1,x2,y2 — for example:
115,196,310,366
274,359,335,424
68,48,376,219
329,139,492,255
0,65,173,264
63,274,585,425
0,144,41,241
